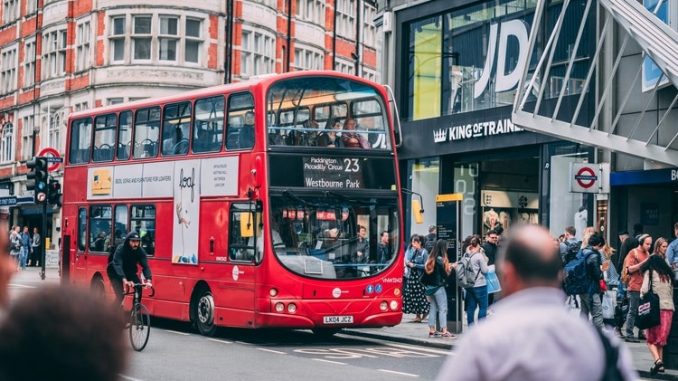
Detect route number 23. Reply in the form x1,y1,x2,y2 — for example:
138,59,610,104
343,158,360,173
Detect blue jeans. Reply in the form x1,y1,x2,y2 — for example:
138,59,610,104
426,287,448,331
466,285,488,325
19,247,28,269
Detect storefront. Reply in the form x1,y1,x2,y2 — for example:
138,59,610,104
394,0,597,240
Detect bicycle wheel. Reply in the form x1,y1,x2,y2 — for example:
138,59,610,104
129,303,151,351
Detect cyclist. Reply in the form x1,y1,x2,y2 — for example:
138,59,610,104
107,232,153,304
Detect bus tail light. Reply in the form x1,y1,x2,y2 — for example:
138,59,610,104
275,302,285,313
389,301,398,311
379,301,388,312
287,303,297,314
269,288,278,297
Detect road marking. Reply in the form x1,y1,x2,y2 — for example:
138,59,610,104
378,369,419,378
163,329,190,336
8,284,35,289
119,374,144,381
257,348,287,355
384,343,454,356
208,338,233,344
312,358,346,366
235,341,251,345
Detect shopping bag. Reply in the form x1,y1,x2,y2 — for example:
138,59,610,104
602,290,617,320
486,265,501,294
636,270,660,330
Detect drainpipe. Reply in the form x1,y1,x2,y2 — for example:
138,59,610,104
31,1,43,156
285,0,292,72
224,0,234,83
354,0,361,76
332,0,337,70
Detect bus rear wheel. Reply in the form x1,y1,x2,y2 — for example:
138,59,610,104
192,288,217,336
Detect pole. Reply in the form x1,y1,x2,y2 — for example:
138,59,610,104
40,193,47,280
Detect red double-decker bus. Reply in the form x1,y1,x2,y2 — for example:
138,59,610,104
62,71,403,335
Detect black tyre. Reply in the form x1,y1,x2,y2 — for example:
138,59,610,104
91,277,106,296
129,303,151,351
193,288,217,336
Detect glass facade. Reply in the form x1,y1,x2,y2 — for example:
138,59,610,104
405,0,594,121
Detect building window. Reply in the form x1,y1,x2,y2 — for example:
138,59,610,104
363,4,376,48
362,67,376,82
0,122,14,163
133,15,152,61
0,45,17,94
335,58,354,75
21,116,34,161
240,28,275,77
26,0,37,15
110,16,126,62
107,97,124,105
23,40,35,87
42,29,67,79
294,45,324,71
2,0,18,24
253,0,276,8
159,16,178,61
337,0,356,39
74,102,89,112
296,0,324,26
76,21,91,71
185,18,202,64
47,110,62,150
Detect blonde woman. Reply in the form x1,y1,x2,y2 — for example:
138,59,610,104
654,237,668,258
640,255,675,374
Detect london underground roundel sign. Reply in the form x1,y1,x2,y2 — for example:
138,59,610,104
38,147,61,172
574,166,597,189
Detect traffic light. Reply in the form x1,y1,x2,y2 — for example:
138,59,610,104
27,157,48,204
48,179,62,207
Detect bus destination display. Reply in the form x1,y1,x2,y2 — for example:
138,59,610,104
302,157,363,189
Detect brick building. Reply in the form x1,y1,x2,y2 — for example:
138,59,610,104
0,0,378,244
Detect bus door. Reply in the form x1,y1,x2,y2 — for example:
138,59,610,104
73,207,89,285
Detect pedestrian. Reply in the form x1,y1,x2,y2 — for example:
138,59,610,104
461,235,489,325
424,225,436,253
0,285,128,381
19,226,30,270
639,255,674,374
403,234,429,323
559,226,581,264
30,227,40,267
482,230,499,306
622,233,652,342
578,233,605,328
8,226,21,270
421,239,454,338
666,222,678,278
653,237,668,258
435,224,637,381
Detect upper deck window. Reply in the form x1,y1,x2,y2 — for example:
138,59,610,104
193,96,224,153
133,106,160,159
117,111,132,160
93,114,116,162
161,102,191,156
69,117,92,164
226,93,255,150
267,76,390,150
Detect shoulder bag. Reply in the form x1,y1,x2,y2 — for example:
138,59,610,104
635,270,661,330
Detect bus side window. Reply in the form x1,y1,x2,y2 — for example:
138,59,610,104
133,106,160,159
77,208,87,251
117,111,132,160
89,205,112,253
226,93,254,150
113,205,129,250
161,101,191,156
131,205,155,256
193,96,224,153
69,118,92,164
93,114,116,162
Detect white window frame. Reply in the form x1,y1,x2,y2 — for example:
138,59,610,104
23,38,36,87
362,3,376,48
0,121,14,164
107,97,124,105
337,0,356,39
76,20,92,72
132,15,153,62
110,15,126,63
2,0,18,24
293,44,324,71
21,115,34,161
158,15,179,62
240,26,275,78
184,17,202,64
0,44,17,94
252,0,276,7
335,58,354,75
74,102,89,112
26,0,38,15
47,110,62,151
42,28,67,79
296,0,325,26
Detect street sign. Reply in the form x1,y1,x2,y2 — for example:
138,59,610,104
0,196,17,207
38,147,62,172
570,162,610,193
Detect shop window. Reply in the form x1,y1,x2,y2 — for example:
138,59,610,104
407,16,442,121
89,205,112,253
409,158,440,236
131,205,155,256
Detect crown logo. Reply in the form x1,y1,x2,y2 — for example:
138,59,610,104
433,128,447,143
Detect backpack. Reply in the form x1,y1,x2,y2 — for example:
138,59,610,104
456,252,480,289
563,240,582,264
563,249,596,295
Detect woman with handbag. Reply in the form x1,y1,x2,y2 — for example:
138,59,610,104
640,255,675,374
403,235,430,322
422,239,454,338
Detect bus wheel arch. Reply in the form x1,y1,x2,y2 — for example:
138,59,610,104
190,282,217,336
90,274,106,296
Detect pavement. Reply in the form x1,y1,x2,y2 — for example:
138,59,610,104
342,313,678,380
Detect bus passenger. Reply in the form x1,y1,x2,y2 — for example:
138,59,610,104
341,118,369,148
317,119,344,148
239,111,255,149
377,231,392,264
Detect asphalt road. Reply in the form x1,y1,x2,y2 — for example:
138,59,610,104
122,320,449,381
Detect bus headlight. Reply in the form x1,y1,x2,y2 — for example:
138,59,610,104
379,301,388,311
287,303,297,314
269,288,278,297
389,301,398,311
394,288,401,296
275,302,285,313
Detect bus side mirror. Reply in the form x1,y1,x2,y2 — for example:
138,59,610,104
412,199,424,224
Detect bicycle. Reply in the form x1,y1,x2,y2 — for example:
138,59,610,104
123,282,155,351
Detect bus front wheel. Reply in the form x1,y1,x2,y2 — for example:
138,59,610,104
192,288,217,336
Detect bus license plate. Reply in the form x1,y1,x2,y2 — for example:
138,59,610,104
323,315,353,324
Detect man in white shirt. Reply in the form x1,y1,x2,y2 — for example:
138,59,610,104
436,224,637,381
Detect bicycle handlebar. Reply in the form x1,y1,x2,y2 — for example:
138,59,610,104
123,283,155,297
